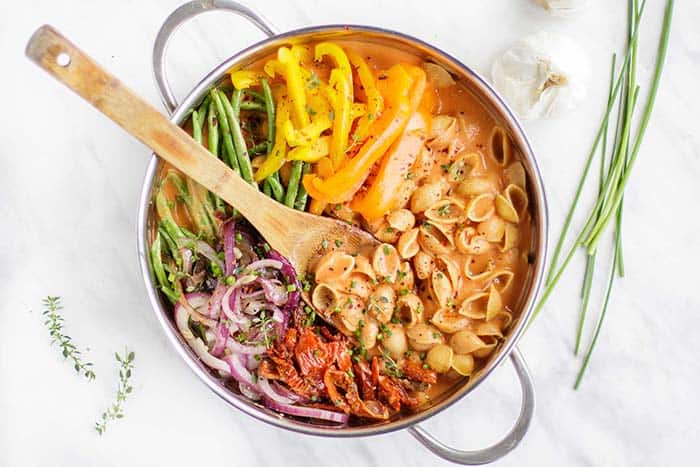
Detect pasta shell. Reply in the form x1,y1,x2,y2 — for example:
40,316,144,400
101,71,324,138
419,222,455,255
455,225,492,255
495,194,519,223
423,62,456,89
466,193,495,222
447,151,484,183
383,324,408,360
410,182,443,213
396,293,423,328
458,292,489,319
336,295,365,333
311,283,341,313
504,161,527,189
477,215,505,242
505,184,529,219
406,323,445,351
424,198,467,224
353,255,376,282
473,320,504,338
414,147,435,181
387,209,416,232
396,179,418,209
397,228,420,259
343,273,371,299
488,126,511,166
486,284,503,321
485,270,515,294
429,115,458,150
368,284,396,323
435,255,462,291
315,251,355,283
431,308,469,334
473,335,499,358
413,251,435,280
450,330,485,355
360,320,379,350
464,255,496,280
452,353,475,376
430,269,454,308
499,223,520,252
456,177,495,197
395,261,415,291
426,344,454,374
373,243,401,282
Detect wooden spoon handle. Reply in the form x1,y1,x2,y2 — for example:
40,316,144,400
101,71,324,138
25,25,295,255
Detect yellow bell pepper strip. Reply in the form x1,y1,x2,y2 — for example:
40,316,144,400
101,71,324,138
264,59,284,78
283,117,331,147
255,96,290,182
314,42,352,83
350,66,427,219
287,136,331,162
277,47,309,129
307,156,334,214
229,70,267,89
301,64,415,204
325,69,352,170
347,50,384,143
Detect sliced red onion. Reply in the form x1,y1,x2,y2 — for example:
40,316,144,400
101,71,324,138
257,377,297,405
222,219,236,276
222,287,245,324
175,295,215,328
239,383,261,401
184,292,210,310
190,338,229,374
176,238,224,273
210,323,229,357
263,398,349,425
245,259,283,271
180,247,194,275
271,381,304,403
240,289,266,300
223,354,256,387
266,250,300,330
256,277,288,306
244,354,260,371
206,282,227,319
225,339,266,355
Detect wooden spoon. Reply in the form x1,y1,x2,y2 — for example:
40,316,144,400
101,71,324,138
26,25,378,321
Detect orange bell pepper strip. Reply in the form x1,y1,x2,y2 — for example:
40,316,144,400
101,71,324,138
347,51,384,143
255,96,290,182
301,64,415,204
349,66,427,219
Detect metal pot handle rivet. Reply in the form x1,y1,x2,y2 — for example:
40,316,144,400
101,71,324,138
408,347,535,465
152,0,278,114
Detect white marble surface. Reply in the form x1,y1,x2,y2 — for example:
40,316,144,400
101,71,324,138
1,0,699,465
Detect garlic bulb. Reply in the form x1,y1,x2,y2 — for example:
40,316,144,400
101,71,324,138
537,0,589,15
491,31,590,120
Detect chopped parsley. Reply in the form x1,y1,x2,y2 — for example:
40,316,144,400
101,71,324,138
307,72,320,90
334,239,343,248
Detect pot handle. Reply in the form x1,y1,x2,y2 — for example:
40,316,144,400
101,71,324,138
408,347,535,465
152,0,278,113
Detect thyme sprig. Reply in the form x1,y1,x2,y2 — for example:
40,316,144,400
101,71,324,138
42,296,96,381
95,349,135,435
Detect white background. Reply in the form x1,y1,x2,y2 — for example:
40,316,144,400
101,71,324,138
1,1,699,466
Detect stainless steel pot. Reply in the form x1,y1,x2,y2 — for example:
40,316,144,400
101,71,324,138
137,1,548,464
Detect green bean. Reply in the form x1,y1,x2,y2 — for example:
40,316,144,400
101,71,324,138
210,89,240,173
261,79,275,153
249,142,268,155
239,101,265,112
284,161,303,208
294,162,311,211
192,110,203,144
151,234,179,304
266,174,285,202
231,89,243,117
162,171,190,204
245,89,265,102
218,89,256,186
158,222,182,269
263,179,272,197
155,190,184,241
207,100,220,157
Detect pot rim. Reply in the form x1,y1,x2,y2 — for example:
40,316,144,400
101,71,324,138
137,23,548,438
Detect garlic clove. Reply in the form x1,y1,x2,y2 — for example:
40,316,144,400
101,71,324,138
491,31,590,120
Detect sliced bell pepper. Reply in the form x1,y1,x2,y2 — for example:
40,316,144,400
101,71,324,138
325,69,352,169
277,47,310,129
347,51,384,143
287,136,331,162
255,96,290,182
229,70,268,89
314,42,352,82
350,66,427,219
302,64,416,204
